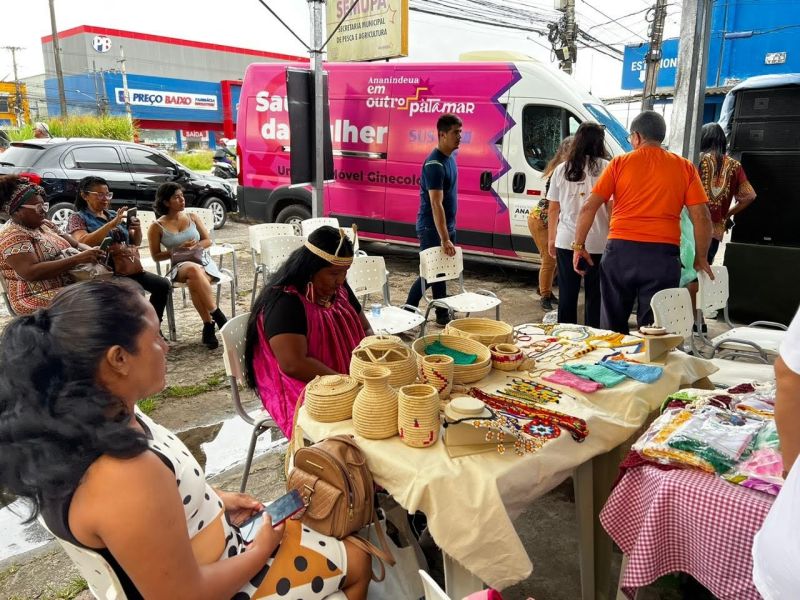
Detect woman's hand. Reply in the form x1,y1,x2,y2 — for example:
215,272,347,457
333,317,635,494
111,207,128,227
73,247,104,265
248,513,285,559
180,240,198,249
217,490,263,527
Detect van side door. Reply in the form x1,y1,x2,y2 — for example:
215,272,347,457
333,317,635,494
505,99,581,258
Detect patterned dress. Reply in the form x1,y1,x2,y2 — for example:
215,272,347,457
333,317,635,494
0,220,72,314
698,154,756,241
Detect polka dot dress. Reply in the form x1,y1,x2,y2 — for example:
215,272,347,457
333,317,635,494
136,411,348,599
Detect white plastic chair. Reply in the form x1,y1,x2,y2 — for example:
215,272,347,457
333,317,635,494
418,246,501,336
301,217,339,238
132,209,160,272
419,569,452,600
185,207,238,289
697,265,787,359
38,517,129,600
347,255,425,335
220,313,280,492
650,287,775,388
341,226,362,254
248,224,297,307
251,236,306,307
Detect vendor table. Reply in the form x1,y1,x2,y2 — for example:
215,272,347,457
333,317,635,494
297,327,716,598
600,464,774,600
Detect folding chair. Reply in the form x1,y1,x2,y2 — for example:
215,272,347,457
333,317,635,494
697,265,787,359
300,217,339,238
220,313,280,492
650,287,774,388
165,266,236,342
251,235,306,307
185,207,238,290
347,255,425,335
418,247,501,337
248,223,296,307
419,569,452,600
38,517,129,600
134,209,176,337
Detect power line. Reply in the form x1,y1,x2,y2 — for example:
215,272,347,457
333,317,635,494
578,0,648,41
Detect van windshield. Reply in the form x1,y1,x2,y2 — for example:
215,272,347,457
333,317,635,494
584,104,632,152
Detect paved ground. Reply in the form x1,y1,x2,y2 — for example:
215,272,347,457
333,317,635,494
0,218,731,600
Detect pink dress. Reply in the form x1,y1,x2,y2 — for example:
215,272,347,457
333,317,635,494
252,285,365,436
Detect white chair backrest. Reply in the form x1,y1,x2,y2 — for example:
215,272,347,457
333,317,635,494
418,569,452,600
184,207,216,240
341,226,359,252
260,235,305,273
248,223,296,253
136,210,157,248
347,255,387,298
301,217,339,238
38,517,128,599
220,313,250,382
698,265,729,313
650,287,693,341
419,246,463,284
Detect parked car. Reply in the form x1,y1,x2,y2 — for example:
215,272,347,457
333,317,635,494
0,138,236,229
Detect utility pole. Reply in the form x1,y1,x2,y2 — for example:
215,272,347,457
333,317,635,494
2,46,25,127
117,46,133,123
641,0,669,111
551,0,577,75
309,0,325,217
48,0,67,117
91,60,101,116
669,0,714,161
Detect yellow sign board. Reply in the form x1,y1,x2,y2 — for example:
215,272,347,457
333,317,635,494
326,0,409,62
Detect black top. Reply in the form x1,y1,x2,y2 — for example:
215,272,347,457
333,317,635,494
264,284,361,338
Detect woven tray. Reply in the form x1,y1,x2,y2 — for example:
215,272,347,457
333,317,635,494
412,334,491,384
445,318,513,345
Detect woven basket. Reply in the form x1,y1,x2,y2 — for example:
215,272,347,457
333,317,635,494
445,318,513,345
421,354,455,402
304,374,360,423
412,334,492,385
352,366,398,440
398,384,441,448
488,343,525,371
358,334,404,349
350,343,418,388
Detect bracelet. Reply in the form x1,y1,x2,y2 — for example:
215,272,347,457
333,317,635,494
570,241,585,251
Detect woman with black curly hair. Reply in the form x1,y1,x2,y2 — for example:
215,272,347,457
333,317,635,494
0,279,370,599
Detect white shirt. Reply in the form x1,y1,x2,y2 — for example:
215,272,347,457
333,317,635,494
547,160,610,255
752,306,800,598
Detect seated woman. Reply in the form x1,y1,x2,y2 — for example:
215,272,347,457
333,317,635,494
245,226,374,436
66,176,170,331
0,279,371,600
148,182,228,349
0,175,102,315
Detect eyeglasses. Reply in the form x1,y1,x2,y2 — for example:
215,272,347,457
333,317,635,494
20,202,49,212
87,191,113,200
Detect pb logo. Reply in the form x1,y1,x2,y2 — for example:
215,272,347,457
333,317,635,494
92,35,112,53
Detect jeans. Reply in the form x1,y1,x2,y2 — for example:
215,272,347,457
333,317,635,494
126,270,171,323
708,238,721,264
555,247,602,327
405,227,456,319
599,239,680,334
527,214,556,297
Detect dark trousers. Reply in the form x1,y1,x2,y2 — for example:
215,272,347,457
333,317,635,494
555,248,602,328
406,227,456,318
707,238,721,264
599,239,680,334
126,270,171,322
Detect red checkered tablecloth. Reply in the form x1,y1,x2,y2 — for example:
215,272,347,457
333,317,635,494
600,464,775,600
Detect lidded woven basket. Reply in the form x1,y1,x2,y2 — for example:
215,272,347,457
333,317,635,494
304,374,360,423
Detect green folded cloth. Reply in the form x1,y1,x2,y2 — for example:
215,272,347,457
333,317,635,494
425,341,477,365
563,363,626,387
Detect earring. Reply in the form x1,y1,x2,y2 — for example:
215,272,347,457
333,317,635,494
305,281,315,304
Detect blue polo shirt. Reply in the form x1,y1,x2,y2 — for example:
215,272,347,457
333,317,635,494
416,148,457,232
67,209,130,244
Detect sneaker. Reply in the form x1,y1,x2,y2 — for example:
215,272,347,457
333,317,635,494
540,296,553,311
435,313,452,326
550,293,559,305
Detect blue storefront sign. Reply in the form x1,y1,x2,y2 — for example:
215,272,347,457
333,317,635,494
622,39,682,91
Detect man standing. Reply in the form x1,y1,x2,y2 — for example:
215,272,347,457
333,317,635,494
33,122,51,139
405,113,462,325
571,111,713,333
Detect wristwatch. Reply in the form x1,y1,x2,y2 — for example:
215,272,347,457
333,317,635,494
571,241,586,251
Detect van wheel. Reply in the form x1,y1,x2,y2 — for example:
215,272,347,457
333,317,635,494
202,197,227,229
276,204,311,236
49,202,76,231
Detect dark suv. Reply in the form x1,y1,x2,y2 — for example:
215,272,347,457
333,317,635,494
0,138,236,229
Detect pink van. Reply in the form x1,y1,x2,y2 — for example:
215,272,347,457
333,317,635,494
236,54,630,259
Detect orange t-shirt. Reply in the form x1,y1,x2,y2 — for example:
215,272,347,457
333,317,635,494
592,146,708,245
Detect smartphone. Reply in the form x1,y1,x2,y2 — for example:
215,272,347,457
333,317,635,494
126,207,138,228
577,257,590,272
238,489,306,543
99,237,113,251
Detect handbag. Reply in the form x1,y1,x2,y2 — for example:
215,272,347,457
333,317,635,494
60,248,113,281
107,243,143,276
170,246,205,269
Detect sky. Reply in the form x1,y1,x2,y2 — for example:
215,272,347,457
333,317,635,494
0,0,683,101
